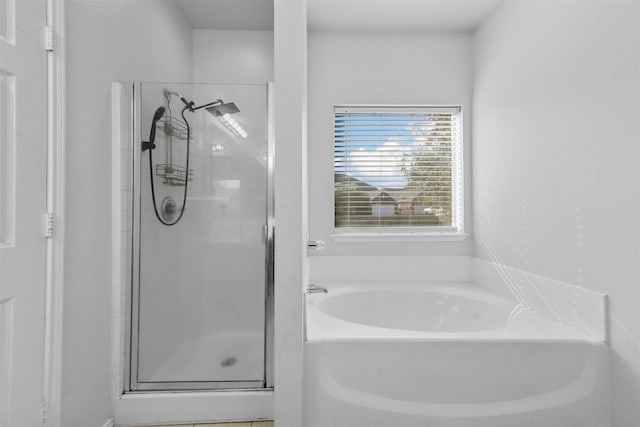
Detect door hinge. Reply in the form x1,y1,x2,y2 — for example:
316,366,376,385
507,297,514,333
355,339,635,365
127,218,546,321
41,398,49,427
44,26,54,52
43,212,54,238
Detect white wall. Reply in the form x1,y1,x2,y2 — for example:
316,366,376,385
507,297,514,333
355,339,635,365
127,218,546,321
193,29,274,84
307,31,473,270
473,1,640,425
64,1,193,426
273,0,308,425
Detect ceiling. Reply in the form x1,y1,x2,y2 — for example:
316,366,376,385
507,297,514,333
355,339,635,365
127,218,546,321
308,0,504,32
175,0,504,32
175,0,274,31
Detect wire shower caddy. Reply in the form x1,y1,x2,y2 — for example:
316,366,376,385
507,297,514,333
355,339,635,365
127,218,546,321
155,114,194,186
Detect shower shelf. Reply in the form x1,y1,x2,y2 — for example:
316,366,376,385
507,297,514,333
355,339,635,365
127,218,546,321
156,163,194,186
158,116,190,140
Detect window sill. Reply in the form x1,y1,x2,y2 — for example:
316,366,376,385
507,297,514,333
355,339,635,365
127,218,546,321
329,232,470,243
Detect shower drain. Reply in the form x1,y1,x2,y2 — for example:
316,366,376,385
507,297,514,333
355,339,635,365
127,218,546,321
221,357,237,368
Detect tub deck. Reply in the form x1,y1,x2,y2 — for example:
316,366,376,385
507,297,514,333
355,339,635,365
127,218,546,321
304,282,611,427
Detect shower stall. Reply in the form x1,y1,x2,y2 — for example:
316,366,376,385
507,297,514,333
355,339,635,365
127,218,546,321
125,82,273,392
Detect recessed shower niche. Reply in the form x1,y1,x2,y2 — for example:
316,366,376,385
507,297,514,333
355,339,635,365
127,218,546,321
127,81,273,392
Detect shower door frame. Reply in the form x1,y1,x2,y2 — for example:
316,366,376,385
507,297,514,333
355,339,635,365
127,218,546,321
125,82,275,392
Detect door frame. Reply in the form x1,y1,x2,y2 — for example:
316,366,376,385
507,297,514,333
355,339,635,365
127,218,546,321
42,1,65,427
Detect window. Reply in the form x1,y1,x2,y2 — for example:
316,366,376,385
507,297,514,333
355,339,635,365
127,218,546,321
333,105,464,237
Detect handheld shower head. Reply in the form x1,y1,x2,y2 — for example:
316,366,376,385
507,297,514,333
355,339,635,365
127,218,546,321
142,106,165,152
152,106,166,121
149,106,165,141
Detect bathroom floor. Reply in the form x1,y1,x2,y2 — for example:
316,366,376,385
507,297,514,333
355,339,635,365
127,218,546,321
141,422,273,427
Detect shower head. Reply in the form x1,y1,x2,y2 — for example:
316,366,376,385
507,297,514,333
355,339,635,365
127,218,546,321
205,102,240,117
207,102,247,138
162,91,247,138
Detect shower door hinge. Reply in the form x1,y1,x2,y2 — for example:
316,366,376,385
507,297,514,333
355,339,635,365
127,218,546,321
44,26,54,52
43,212,54,238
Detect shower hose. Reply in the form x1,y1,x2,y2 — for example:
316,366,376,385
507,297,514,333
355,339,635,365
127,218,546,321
147,106,191,226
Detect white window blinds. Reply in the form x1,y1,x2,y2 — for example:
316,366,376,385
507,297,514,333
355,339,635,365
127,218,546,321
334,105,463,234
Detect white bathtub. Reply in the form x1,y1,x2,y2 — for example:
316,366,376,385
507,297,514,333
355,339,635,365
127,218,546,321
303,283,611,427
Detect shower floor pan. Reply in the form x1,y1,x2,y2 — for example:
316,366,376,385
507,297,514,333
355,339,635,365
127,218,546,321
136,330,265,390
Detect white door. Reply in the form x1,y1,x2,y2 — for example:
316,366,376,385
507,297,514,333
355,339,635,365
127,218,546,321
0,0,48,426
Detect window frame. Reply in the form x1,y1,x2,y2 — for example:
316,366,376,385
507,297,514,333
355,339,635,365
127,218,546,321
331,104,467,242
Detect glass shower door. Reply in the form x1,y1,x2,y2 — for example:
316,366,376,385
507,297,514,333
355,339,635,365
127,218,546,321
130,82,273,391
